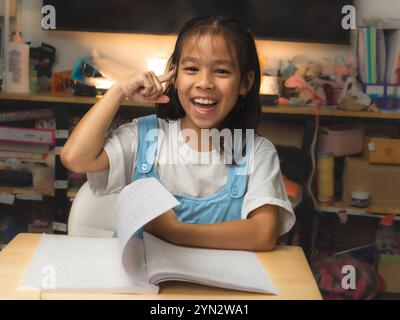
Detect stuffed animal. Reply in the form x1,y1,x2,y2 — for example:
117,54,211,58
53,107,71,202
292,56,322,81
285,72,326,106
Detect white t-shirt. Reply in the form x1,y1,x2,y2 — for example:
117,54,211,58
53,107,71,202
87,117,296,236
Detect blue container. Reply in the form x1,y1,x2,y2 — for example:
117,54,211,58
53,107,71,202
363,83,400,111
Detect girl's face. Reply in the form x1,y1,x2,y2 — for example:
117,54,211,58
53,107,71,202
175,34,250,132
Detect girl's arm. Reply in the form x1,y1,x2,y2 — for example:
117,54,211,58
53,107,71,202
61,71,173,173
60,84,125,173
145,204,279,251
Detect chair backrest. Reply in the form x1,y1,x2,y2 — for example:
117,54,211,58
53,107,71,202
68,181,118,238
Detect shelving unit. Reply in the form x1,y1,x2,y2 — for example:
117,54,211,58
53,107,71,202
0,186,78,198
0,91,156,234
318,202,400,221
0,92,154,108
261,105,400,120
261,104,400,259
0,186,40,196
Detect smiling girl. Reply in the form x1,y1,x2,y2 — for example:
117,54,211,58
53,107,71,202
61,16,295,251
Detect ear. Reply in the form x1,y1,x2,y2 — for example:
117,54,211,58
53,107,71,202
240,71,255,95
171,65,178,87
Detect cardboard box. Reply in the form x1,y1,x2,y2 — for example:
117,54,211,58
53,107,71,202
363,136,400,165
342,157,400,206
378,254,400,293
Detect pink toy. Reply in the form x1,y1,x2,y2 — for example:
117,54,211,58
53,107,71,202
285,72,325,106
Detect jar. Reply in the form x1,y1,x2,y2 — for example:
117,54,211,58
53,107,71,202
351,191,370,208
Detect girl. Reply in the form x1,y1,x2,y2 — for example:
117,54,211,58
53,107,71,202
61,16,295,251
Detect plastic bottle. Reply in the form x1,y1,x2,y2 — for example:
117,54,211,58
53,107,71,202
375,215,399,255
316,152,334,204
5,28,30,93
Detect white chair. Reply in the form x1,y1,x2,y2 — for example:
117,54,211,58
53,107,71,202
68,182,118,238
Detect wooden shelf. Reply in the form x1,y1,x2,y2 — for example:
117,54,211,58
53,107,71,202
2,91,400,120
318,202,400,220
67,188,78,199
0,91,154,109
0,186,79,200
261,105,400,120
0,186,40,196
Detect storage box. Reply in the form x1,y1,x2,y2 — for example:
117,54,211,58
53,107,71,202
363,83,400,111
318,125,365,157
378,254,400,293
342,157,400,206
363,136,400,165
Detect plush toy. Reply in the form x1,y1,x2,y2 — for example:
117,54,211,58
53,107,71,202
320,55,357,80
292,56,322,81
297,61,322,81
285,72,326,106
320,58,336,78
335,54,357,79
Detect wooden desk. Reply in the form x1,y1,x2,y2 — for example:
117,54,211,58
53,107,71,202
0,233,322,300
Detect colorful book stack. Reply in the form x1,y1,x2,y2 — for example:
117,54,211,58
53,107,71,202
358,26,400,110
0,110,55,189
0,125,55,167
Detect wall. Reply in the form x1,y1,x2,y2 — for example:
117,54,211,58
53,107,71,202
17,0,400,74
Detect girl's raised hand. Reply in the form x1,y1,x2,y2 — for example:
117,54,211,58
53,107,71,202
117,70,174,104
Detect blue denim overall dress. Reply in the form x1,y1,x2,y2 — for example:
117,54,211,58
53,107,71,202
132,115,250,236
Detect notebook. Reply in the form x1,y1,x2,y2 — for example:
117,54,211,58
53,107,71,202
18,177,277,295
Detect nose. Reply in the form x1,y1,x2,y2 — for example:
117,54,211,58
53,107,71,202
195,71,215,90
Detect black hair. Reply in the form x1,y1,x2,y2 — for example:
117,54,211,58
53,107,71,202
156,16,261,160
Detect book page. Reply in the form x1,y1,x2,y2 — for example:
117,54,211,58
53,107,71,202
19,234,157,294
19,178,179,294
144,233,278,294
115,177,180,279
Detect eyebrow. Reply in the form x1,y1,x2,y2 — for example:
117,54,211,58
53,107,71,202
181,57,235,67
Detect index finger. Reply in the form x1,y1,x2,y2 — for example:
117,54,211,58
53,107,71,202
157,69,175,83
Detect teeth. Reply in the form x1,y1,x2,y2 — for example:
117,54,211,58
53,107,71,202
193,98,216,105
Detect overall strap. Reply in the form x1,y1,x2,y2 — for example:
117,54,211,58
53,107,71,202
226,150,251,199
134,114,159,176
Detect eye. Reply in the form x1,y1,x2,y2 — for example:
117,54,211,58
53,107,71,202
183,66,198,73
215,68,230,75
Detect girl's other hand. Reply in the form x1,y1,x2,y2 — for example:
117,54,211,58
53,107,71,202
144,209,180,242
117,70,174,103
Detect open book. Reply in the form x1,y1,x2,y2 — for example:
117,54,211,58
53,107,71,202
19,178,277,295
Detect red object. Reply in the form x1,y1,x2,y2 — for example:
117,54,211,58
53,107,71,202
311,256,384,300
384,147,393,157
278,97,289,104
380,214,395,226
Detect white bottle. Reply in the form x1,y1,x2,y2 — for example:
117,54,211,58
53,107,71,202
5,29,30,93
